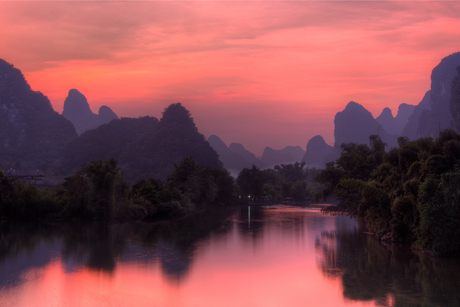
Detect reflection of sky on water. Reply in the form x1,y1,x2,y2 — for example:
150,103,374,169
0,208,364,307
0,240,59,289
5,206,456,306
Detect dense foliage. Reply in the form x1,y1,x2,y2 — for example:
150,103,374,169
1,158,234,222
236,162,321,202
315,131,460,255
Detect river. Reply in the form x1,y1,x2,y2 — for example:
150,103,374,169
1,205,459,306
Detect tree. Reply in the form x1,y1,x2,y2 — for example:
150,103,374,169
168,157,216,204
236,166,265,200
274,162,309,182
63,159,127,219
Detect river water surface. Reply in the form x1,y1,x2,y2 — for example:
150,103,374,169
1,206,460,307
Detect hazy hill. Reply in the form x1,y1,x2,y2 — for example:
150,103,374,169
334,101,397,149
402,90,431,140
376,104,415,135
207,135,250,171
375,108,394,133
451,67,460,132
229,143,265,169
98,105,119,125
260,145,305,167
0,59,77,171
425,52,460,137
56,116,158,177
62,89,118,135
395,103,416,132
302,135,334,168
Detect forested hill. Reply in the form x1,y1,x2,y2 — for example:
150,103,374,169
120,103,222,182
56,103,222,182
0,59,77,171
55,116,159,178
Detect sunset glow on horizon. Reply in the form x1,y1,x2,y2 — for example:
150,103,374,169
1,1,460,155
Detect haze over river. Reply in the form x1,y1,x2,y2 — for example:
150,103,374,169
1,206,459,306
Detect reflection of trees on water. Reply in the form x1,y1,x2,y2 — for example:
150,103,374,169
125,207,234,281
0,207,235,286
236,206,332,247
316,220,460,307
0,222,63,289
61,222,127,273
0,222,59,264
0,222,128,277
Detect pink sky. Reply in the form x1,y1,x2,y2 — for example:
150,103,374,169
1,1,460,155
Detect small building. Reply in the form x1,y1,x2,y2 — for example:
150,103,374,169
5,169,45,185
13,174,45,185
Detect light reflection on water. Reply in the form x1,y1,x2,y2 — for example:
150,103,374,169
1,206,459,306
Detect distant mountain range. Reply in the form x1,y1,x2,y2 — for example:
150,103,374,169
376,103,415,136
301,52,460,168
1,52,460,180
211,52,460,173
207,135,306,175
207,135,263,173
301,135,333,168
56,116,159,179
62,89,119,135
0,59,221,181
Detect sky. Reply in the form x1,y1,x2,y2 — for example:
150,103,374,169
1,1,460,156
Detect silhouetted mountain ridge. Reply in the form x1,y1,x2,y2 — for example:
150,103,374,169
62,89,118,135
402,90,431,140
260,145,305,167
3,52,460,178
376,107,394,132
0,59,77,171
229,143,265,169
121,103,222,181
56,116,158,177
334,101,397,149
376,104,416,135
57,103,222,182
425,52,460,137
207,135,250,171
302,135,334,168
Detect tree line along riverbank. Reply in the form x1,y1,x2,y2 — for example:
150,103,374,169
315,130,460,255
